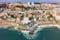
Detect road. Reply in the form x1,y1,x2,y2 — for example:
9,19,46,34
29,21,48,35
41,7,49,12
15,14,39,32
0,19,27,30
0,19,60,31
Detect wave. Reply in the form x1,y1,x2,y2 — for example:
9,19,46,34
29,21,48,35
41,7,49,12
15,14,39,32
0,26,28,40
0,25,60,40
33,25,60,40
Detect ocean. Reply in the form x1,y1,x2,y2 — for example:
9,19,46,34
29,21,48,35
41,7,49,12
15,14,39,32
0,26,60,40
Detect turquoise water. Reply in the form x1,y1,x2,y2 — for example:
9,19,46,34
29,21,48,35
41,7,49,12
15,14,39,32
0,26,60,40
0,27,28,40
34,27,60,40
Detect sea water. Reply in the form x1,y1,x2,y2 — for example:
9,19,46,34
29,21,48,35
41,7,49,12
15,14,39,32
0,27,28,40
0,25,60,40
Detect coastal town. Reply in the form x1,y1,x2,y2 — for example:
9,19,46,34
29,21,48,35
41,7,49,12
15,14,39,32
0,2,60,31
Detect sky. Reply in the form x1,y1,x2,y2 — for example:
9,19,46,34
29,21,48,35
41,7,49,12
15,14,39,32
0,0,60,3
